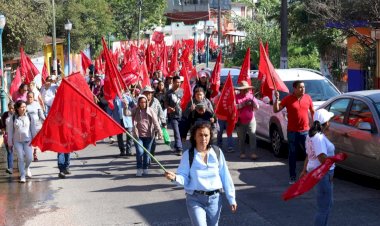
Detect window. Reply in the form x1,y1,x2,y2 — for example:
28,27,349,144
327,98,351,124
347,100,373,128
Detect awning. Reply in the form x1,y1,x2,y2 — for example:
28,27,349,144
225,31,246,37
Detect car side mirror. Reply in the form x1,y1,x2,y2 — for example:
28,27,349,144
262,96,270,104
358,122,372,131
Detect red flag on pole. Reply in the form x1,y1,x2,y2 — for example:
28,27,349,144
20,48,39,84
209,51,222,98
66,72,94,100
152,31,164,43
169,44,179,76
258,41,289,97
102,37,123,110
41,62,49,85
80,51,92,74
237,48,251,86
215,72,238,136
10,67,22,96
140,61,151,87
31,79,125,153
282,153,348,201
180,66,192,111
158,45,168,77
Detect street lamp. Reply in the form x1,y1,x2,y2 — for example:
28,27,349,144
371,21,380,89
0,13,6,114
65,20,72,76
205,26,213,68
192,25,198,66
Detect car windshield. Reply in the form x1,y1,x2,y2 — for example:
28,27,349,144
279,79,340,101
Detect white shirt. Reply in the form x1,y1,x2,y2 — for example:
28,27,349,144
306,133,335,172
41,84,58,107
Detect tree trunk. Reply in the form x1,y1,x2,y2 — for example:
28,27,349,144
280,0,288,69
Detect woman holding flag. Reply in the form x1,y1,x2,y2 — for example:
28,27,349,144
164,122,237,226
300,109,335,226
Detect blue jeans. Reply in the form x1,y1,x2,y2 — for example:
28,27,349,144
217,120,233,149
14,141,33,178
58,153,71,172
315,170,334,226
236,118,257,154
186,192,222,226
169,118,183,152
5,144,13,170
134,137,153,169
287,131,307,178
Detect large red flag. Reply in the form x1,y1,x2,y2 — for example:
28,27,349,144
31,79,125,153
10,67,22,96
180,66,192,111
215,72,238,136
102,37,123,110
282,153,348,201
259,41,289,97
209,51,222,98
237,48,251,86
158,45,168,76
41,62,49,85
121,45,140,85
81,51,92,74
66,72,94,100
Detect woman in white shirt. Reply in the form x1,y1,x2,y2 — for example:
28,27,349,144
165,122,237,226
301,109,335,226
26,91,46,161
7,100,37,183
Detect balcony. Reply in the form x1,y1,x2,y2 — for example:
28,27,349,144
166,1,210,13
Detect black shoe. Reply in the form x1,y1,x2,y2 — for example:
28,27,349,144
63,169,71,175
125,152,134,156
176,151,182,156
5,169,13,174
120,152,126,156
58,172,66,179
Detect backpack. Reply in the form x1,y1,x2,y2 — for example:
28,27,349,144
189,145,221,168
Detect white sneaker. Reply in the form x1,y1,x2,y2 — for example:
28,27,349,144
20,177,26,183
143,169,149,175
26,168,32,178
136,169,143,177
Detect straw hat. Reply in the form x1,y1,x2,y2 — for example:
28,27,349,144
234,81,253,90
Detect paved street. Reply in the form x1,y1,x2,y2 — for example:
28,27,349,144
1,132,380,226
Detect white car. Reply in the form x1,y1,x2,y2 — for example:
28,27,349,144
254,69,341,157
220,68,256,85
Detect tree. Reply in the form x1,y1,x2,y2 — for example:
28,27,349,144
55,0,115,55
0,0,52,58
107,0,167,40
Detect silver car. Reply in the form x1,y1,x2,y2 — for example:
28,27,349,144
318,90,380,179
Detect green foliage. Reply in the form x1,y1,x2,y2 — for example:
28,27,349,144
55,0,115,55
0,0,51,58
108,0,167,40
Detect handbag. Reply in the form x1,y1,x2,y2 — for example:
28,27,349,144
162,127,171,145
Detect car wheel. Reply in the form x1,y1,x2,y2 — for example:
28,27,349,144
270,126,284,157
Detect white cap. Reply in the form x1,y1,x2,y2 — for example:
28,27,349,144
313,109,334,124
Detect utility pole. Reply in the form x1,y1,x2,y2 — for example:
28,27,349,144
52,0,57,75
217,0,221,46
137,0,142,47
280,0,288,69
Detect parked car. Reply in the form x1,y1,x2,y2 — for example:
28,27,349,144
254,68,341,157
220,68,256,85
317,90,380,179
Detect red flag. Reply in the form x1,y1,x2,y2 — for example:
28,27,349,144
215,72,238,136
259,41,289,96
282,153,348,201
81,51,92,74
140,61,151,87
158,45,168,76
169,44,179,76
152,31,164,43
66,72,94,100
209,51,222,98
41,62,49,85
10,67,22,96
20,48,39,84
258,42,268,80
102,37,123,110
31,79,125,153
180,67,192,111
237,48,251,86
121,45,140,81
